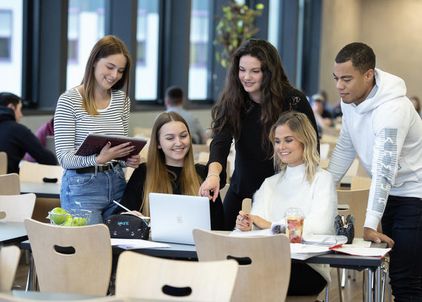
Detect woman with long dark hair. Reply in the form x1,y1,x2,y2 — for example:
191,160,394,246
200,39,318,230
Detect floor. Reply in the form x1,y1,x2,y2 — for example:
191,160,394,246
14,256,391,302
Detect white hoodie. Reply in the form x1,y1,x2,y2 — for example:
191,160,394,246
328,69,422,230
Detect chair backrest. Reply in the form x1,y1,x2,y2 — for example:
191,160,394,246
132,127,152,139
0,173,20,195
0,245,21,292
337,188,370,238
0,293,129,302
193,229,291,302
0,152,7,175
19,161,63,183
0,194,36,222
115,251,238,301
350,176,371,190
24,219,112,296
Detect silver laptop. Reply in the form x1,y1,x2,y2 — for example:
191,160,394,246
149,192,211,245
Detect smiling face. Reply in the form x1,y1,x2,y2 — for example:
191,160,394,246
94,53,127,92
238,55,263,103
333,60,375,105
273,124,304,167
158,121,191,166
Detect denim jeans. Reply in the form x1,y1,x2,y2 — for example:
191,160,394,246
382,195,422,302
60,165,126,224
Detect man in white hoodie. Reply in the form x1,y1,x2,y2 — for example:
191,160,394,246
329,42,422,301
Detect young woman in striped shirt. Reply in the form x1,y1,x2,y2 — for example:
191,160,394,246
54,35,140,224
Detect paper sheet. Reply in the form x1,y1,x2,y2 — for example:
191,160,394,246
111,238,170,249
331,246,391,257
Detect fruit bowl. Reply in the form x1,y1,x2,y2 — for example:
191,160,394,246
47,207,92,226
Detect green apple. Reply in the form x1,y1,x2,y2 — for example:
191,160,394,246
72,217,88,226
48,207,69,225
63,215,74,226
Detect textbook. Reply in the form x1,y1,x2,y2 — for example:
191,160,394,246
75,134,147,160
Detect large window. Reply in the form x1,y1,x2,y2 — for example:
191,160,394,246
0,10,12,60
135,0,159,101
66,0,105,89
0,0,22,95
188,0,210,100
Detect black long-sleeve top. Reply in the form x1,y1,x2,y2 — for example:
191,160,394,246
118,163,225,230
0,106,57,173
209,87,319,198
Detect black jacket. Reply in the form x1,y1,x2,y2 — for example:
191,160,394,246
0,106,57,173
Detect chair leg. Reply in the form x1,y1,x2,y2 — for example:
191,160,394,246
336,268,343,302
324,285,329,302
341,268,347,287
25,253,38,291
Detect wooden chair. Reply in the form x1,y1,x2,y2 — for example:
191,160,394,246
0,173,20,195
0,152,7,175
24,219,112,296
337,188,369,238
193,229,291,302
0,292,128,301
0,194,36,222
19,161,63,184
19,161,63,223
0,246,21,292
115,251,238,301
132,127,152,139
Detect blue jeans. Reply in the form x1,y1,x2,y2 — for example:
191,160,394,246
60,165,126,224
382,196,422,302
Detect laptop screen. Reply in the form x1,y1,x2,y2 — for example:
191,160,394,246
149,193,211,245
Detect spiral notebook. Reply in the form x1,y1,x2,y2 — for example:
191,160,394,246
149,193,211,245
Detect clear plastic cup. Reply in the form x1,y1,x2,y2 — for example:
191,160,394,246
285,207,304,243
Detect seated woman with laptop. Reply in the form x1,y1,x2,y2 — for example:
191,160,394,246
116,112,225,230
235,111,338,296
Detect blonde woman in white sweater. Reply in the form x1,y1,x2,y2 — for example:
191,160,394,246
235,111,337,296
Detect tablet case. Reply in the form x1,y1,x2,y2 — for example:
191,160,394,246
75,134,147,160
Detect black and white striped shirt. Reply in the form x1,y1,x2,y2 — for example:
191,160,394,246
54,88,130,169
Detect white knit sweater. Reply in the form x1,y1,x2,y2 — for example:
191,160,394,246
251,164,338,282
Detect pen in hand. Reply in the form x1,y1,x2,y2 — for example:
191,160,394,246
112,200,150,220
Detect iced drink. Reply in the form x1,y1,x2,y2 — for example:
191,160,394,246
285,208,304,243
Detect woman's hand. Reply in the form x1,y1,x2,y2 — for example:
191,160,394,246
125,154,141,168
199,174,220,202
235,211,253,231
96,142,135,164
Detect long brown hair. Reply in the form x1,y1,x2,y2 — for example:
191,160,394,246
212,39,292,150
81,35,131,115
141,112,202,215
269,111,320,182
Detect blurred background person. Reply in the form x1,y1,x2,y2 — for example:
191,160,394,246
24,117,55,162
0,92,57,173
165,86,207,144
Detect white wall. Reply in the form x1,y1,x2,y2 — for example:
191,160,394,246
320,0,422,105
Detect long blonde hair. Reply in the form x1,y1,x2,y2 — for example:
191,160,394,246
141,112,202,215
269,111,320,182
81,35,131,115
